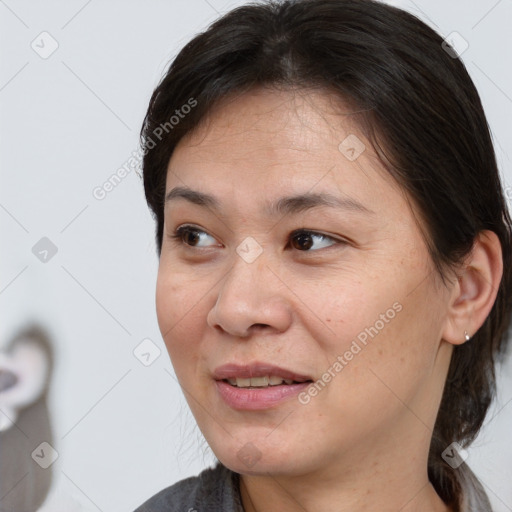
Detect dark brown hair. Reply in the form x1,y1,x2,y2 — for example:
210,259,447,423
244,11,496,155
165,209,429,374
140,0,512,508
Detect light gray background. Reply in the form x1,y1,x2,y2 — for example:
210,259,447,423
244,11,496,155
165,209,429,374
1,0,511,510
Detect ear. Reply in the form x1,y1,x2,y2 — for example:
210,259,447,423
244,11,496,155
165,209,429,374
443,230,503,346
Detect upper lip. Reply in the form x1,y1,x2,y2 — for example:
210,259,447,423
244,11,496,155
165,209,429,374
213,362,313,382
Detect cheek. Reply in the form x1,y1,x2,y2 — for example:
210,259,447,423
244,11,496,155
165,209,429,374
155,271,177,337
318,260,441,394
336,284,444,410
155,259,227,389
155,264,205,364
315,273,397,348
155,258,206,330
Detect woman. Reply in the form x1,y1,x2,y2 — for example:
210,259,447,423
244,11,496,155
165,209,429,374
134,0,511,510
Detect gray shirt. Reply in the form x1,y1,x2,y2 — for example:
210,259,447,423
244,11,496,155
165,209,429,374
133,461,492,511
134,463,243,512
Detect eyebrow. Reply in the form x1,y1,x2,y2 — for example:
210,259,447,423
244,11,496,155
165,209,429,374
164,186,374,216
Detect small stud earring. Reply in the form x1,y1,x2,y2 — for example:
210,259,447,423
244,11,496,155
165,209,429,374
464,330,470,342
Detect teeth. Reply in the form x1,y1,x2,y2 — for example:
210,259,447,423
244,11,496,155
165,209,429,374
250,376,269,387
226,376,300,388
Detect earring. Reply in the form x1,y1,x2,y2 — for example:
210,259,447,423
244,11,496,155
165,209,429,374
464,330,470,342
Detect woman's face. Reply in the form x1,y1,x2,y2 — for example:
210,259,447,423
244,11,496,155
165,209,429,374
156,88,454,477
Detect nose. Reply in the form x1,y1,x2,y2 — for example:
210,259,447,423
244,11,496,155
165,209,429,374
206,252,293,338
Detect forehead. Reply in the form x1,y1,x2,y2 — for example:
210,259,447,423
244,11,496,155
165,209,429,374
173,87,365,160
166,87,401,215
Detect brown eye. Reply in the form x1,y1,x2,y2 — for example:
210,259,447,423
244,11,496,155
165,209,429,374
291,232,314,250
171,226,218,247
181,227,200,246
289,230,339,251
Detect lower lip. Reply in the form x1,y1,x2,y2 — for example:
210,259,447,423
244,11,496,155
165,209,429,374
215,380,311,410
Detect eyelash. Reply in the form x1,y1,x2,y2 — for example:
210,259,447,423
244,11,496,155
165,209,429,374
168,225,346,252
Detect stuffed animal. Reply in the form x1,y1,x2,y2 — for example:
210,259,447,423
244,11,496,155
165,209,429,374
0,325,54,512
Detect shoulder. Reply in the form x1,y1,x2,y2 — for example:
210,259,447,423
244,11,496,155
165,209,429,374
133,462,243,512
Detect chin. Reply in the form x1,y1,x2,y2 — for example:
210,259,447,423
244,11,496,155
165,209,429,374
210,438,304,476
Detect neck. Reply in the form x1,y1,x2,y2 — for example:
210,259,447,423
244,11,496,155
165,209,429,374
238,422,451,512
239,468,450,512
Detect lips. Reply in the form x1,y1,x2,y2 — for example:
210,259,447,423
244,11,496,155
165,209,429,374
212,362,313,383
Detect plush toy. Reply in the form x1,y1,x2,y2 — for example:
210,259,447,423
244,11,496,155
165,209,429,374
0,325,54,512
